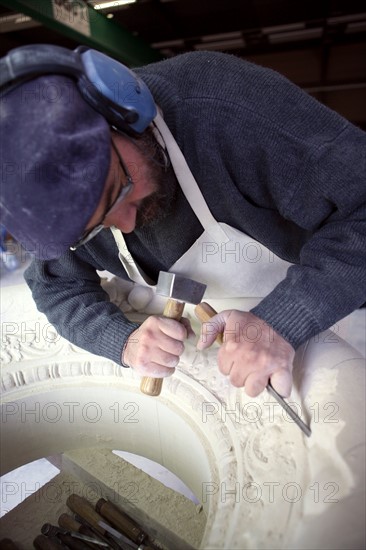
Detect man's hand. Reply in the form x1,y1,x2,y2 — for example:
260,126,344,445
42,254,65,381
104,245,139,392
197,310,295,397
122,316,194,377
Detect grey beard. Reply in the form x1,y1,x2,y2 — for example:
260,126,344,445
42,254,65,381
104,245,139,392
131,126,178,228
135,162,178,228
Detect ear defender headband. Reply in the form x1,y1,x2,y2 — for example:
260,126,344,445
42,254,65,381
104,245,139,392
0,43,157,134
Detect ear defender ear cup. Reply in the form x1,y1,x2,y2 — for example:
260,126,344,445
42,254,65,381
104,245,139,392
0,43,157,135
76,46,156,134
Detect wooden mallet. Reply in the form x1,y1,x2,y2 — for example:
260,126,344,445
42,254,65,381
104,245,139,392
140,271,206,396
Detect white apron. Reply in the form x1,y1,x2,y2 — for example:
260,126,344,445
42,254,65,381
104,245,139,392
111,112,292,317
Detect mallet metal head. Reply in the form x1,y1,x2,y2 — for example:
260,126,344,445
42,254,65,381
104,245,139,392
157,272,206,304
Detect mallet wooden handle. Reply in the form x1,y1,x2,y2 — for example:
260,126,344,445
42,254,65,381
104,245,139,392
195,302,223,345
140,298,185,396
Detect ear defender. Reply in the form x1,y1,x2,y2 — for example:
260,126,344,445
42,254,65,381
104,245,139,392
0,43,157,135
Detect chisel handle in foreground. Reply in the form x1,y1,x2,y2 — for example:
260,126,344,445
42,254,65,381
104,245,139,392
194,302,223,345
96,498,146,545
58,514,104,546
140,299,185,396
194,302,311,437
66,494,105,535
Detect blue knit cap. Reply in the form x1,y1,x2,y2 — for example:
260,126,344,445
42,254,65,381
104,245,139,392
0,75,110,260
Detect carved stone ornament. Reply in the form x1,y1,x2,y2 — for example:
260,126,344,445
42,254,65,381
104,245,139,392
1,281,365,549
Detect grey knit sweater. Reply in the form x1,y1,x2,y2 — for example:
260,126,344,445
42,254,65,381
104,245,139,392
25,52,366,365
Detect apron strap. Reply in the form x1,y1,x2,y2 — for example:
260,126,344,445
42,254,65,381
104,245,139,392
110,110,231,286
111,226,155,286
153,111,230,244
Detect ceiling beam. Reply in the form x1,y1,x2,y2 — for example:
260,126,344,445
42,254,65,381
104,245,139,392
0,0,162,66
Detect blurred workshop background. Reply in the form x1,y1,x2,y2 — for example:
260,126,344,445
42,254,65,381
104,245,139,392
0,0,365,128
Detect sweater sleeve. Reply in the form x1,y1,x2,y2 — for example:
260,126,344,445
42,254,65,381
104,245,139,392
24,249,140,365
138,51,366,349
251,123,366,348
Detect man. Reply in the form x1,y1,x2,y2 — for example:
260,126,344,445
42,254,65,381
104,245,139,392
1,46,365,399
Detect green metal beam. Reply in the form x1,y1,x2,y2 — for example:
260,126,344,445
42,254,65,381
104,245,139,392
0,0,162,66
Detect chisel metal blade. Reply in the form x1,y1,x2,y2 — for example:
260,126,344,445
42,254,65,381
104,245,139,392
266,381,311,437
194,302,312,437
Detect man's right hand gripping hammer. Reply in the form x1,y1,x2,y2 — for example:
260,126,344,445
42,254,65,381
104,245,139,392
123,272,206,396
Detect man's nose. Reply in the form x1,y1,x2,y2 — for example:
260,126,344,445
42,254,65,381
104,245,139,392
105,203,137,234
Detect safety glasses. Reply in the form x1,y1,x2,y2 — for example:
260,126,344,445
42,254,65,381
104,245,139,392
70,132,133,251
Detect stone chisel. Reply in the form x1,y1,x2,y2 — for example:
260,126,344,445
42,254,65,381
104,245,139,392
41,523,108,547
194,302,311,437
66,495,121,549
96,498,146,546
67,494,152,549
73,515,121,550
58,513,108,547
140,271,207,397
96,499,160,550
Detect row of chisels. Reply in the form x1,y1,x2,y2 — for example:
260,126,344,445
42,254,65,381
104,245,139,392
19,494,162,549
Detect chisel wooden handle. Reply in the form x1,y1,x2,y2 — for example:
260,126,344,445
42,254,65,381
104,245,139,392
140,298,185,396
58,513,83,533
41,523,90,550
96,498,146,544
58,513,102,546
66,494,106,535
195,302,223,345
